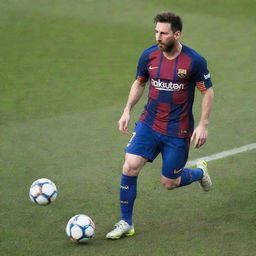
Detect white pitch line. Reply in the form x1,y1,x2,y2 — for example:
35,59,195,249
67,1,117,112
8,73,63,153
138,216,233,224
186,143,256,167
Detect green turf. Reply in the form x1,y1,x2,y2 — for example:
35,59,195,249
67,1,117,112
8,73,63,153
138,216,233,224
1,0,256,255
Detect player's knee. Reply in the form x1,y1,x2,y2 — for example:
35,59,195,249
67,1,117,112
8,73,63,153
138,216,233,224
161,178,180,190
162,183,178,190
122,162,140,176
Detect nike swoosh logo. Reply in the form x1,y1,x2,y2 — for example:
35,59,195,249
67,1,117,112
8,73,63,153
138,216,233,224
149,66,158,70
174,168,183,175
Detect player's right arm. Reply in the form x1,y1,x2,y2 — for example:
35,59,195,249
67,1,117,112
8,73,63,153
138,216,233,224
119,47,151,134
118,79,146,135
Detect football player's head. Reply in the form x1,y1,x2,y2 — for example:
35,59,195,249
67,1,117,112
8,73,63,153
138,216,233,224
154,12,182,52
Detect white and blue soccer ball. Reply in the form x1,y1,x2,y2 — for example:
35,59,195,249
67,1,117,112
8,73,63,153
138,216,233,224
29,178,57,206
66,214,95,242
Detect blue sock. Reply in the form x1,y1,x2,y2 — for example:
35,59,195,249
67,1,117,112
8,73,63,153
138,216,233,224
120,174,138,225
179,168,203,187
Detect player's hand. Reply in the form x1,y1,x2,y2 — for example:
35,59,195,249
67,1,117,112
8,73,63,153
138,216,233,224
118,111,131,135
191,124,208,148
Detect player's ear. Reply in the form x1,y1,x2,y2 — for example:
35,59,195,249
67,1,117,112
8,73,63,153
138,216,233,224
174,31,181,40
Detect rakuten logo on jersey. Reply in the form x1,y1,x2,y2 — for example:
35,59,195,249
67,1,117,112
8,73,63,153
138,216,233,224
151,79,184,91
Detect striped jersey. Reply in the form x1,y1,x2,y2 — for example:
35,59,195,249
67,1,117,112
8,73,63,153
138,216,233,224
136,44,212,138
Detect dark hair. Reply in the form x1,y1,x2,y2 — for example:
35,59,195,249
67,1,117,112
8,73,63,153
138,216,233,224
154,12,183,32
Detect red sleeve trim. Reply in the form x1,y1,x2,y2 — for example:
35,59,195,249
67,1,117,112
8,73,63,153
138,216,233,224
137,76,148,83
196,81,207,91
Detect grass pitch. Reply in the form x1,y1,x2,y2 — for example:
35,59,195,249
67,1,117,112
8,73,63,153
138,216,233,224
1,1,256,256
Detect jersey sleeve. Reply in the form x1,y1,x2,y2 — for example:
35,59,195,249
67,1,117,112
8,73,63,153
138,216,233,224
136,50,149,83
191,56,212,91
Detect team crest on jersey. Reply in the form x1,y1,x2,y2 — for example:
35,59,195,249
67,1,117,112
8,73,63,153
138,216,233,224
177,69,187,78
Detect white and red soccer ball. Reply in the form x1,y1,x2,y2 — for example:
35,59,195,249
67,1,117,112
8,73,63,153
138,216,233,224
29,178,57,206
66,214,95,242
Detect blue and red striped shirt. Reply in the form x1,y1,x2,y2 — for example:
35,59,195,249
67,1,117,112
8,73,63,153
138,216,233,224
136,44,212,138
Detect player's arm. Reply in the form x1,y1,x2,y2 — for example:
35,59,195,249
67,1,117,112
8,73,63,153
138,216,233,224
118,79,146,134
191,87,214,148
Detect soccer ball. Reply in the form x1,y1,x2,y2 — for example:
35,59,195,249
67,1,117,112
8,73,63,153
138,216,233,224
29,178,57,205
66,214,95,242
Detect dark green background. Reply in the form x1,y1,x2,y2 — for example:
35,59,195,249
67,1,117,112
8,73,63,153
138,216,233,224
1,1,255,255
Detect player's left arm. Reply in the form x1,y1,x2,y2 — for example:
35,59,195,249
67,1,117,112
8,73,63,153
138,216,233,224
191,87,214,148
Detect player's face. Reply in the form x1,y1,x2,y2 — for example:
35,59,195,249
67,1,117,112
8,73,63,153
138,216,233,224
155,22,180,52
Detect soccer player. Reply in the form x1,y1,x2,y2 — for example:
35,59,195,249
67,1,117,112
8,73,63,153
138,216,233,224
106,11,214,239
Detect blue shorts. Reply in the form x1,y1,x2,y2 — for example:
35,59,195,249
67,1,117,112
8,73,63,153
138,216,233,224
125,122,190,179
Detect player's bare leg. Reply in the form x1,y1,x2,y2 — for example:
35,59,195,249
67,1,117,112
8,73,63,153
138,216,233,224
161,175,181,190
